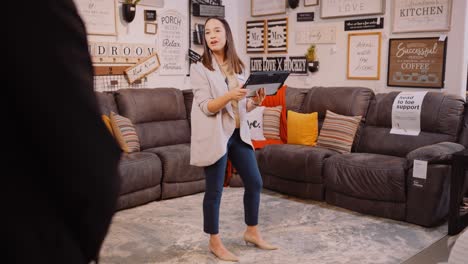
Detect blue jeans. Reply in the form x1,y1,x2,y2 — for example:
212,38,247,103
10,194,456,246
203,129,263,234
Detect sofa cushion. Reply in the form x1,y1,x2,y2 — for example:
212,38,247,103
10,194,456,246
115,88,191,148
459,103,468,148
110,112,141,153
316,110,361,153
95,91,119,115
357,92,465,157
285,87,309,112
246,106,266,140
146,143,205,183
260,85,288,142
301,86,373,120
287,110,318,146
263,105,282,140
118,152,162,196
324,153,408,202
258,144,338,183
102,114,114,136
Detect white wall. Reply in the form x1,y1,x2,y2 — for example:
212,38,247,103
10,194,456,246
88,0,467,97
238,0,468,98
88,0,239,90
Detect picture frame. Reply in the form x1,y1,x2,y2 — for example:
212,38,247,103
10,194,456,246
266,18,288,53
251,0,286,17
74,0,117,35
304,0,319,6
246,20,266,53
392,0,452,33
387,37,447,88
145,23,157,34
321,0,385,19
125,53,161,84
144,10,157,21
347,32,381,80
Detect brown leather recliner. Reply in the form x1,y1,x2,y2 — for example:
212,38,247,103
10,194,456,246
96,88,205,210
324,92,465,227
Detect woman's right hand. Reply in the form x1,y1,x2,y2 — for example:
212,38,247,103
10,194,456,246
228,85,248,101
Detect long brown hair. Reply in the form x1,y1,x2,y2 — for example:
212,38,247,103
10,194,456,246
201,17,244,74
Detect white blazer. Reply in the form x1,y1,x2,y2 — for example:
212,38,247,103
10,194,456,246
189,61,253,167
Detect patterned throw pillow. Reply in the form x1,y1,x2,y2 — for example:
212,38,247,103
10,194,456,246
246,106,266,140
101,115,114,136
316,110,361,153
287,110,318,146
109,112,140,153
263,105,282,140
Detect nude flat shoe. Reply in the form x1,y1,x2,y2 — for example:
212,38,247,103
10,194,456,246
209,246,239,262
243,234,278,250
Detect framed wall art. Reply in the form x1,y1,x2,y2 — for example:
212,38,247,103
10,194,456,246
304,0,319,6
251,0,287,17
347,32,381,80
266,18,288,53
320,0,385,19
246,20,266,53
387,37,447,88
144,10,157,21
145,23,157,34
74,0,117,36
392,0,452,33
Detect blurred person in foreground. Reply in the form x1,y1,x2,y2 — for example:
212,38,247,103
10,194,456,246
7,0,121,263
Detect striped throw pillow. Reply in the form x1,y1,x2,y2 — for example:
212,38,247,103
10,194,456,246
316,110,361,153
263,105,282,140
109,112,140,153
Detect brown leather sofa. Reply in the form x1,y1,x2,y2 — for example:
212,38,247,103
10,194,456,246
324,92,465,227
96,88,205,210
257,86,375,200
96,86,466,228
257,87,466,227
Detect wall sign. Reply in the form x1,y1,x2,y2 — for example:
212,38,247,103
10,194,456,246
188,49,202,63
250,56,307,75
295,25,336,44
347,32,381,80
124,53,161,84
344,17,384,31
320,0,385,19
158,9,187,75
390,91,428,136
145,23,157,34
88,41,156,64
246,20,266,53
144,10,157,21
266,18,288,53
392,0,452,33
304,0,319,6
297,12,315,22
73,0,117,35
251,0,286,16
387,38,447,88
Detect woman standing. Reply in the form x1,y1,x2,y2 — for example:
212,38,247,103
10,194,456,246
190,17,277,262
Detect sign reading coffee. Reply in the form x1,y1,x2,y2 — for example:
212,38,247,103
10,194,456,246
387,38,447,88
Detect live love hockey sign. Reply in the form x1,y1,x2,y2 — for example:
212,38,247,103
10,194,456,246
250,56,307,75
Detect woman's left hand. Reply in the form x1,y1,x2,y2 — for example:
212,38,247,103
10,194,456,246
251,87,266,105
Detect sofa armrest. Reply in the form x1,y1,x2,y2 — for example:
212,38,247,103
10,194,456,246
406,142,465,163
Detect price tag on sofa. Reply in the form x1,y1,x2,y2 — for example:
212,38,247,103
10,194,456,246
412,160,428,187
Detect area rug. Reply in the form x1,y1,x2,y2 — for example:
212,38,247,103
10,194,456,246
100,188,447,264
